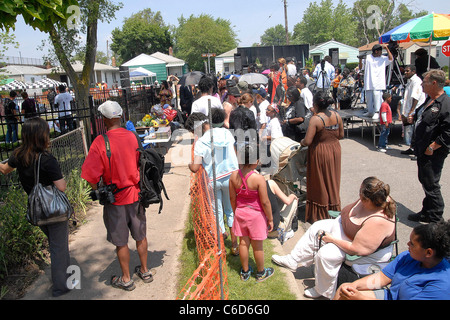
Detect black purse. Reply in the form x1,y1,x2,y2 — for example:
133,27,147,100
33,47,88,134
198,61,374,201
27,153,73,226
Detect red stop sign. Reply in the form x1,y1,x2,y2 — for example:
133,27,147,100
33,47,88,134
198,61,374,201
442,40,450,57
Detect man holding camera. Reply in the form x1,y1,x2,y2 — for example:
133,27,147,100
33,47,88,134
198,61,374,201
81,101,153,291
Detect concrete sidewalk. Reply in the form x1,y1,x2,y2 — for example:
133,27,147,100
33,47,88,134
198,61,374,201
22,133,193,300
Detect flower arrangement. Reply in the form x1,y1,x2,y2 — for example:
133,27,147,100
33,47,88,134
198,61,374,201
136,113,169,128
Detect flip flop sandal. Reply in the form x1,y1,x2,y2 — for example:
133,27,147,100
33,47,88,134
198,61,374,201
134,265,155,283
111,275,136,291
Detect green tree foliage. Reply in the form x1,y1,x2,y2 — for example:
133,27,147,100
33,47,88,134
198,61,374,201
260,24,292,46
174,14,238,72
0,0,122,145
0,0,78,33
110,9,172,65
0,31,18,85
292,0,358,47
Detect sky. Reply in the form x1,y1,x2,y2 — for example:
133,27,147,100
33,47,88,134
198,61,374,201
3,0,450,60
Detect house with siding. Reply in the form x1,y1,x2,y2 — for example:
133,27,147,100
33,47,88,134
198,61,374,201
122,52,187,82
309,40,360,67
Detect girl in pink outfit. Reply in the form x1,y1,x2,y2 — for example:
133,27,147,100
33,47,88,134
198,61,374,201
229,145,274,282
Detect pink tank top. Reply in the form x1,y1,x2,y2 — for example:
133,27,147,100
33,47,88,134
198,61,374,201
236,170,263,213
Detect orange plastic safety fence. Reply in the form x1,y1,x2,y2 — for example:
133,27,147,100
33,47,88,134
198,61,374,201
177,166,229,300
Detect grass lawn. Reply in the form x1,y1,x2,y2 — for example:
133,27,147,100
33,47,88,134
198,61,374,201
177,209,297,300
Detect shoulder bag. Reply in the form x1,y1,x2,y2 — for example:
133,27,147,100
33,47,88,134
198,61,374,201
27,153,73,226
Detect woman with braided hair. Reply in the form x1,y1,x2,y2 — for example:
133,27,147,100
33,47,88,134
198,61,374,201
272,177,396,299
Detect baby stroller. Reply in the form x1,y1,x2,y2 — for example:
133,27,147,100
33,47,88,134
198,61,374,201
269,137,308,241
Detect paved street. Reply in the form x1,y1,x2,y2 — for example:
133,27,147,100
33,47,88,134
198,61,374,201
276,122,450,299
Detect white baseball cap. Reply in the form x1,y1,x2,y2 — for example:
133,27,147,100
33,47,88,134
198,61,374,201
98,100,123,119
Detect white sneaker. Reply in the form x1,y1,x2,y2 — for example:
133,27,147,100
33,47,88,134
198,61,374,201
304,287,322,299
372,112,380,120
377,147,387,153
284,230,295,241
271,254,298,272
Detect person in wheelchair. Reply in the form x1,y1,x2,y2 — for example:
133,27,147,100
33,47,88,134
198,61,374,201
334,220,450,300
271,176,396,299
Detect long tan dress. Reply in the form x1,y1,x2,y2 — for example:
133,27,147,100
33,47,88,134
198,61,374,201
305,113,341,223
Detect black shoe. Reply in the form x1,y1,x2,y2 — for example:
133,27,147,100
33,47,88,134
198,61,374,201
401,148,414,155
407,213,431,223
411,156,417,161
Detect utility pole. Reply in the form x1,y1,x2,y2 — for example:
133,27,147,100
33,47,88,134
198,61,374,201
284,0,290,45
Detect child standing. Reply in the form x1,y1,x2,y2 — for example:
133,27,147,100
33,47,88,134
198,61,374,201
229,144,275,282
377,92,393,153
261,104,284,171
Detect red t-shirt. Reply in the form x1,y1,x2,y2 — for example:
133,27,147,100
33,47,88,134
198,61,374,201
81,128,140,205
380,102,392,125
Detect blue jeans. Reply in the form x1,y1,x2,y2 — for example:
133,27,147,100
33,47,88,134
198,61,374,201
212,176,234,234
404,124,414,147
378,125,390,148
5,119,18,143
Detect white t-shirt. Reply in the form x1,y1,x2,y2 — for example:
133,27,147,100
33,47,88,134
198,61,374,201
258,100,270,128
403,74,426,116
54,92,73,117
287,64,297,77
267,117,283,140
363,54,392,91
249,106,258,122
300,87,313,110
191,95,223,116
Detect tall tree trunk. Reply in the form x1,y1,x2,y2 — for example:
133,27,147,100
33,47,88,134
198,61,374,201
48,2,100,146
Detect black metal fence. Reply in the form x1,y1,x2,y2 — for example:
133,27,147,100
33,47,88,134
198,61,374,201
0,86,165,189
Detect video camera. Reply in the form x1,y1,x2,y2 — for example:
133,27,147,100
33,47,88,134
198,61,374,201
90,184,117,205
388,40,400,59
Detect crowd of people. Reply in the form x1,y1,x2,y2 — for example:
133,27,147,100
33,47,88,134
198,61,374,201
0,45,449,299
1,84,76,144
182,48,450,299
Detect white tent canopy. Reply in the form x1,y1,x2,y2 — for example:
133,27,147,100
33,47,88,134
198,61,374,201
26,78,66,90
0,79,28,91
130,67,157,78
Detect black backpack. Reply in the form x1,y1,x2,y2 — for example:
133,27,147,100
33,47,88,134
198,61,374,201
3,98,16,119
101,132,169,214
131,132,169,214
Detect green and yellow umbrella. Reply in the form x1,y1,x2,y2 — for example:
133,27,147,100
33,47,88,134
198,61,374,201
379,13,450,70
380,13,450,43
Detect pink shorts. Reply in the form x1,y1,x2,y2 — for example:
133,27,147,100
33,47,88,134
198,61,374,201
232,207,268,240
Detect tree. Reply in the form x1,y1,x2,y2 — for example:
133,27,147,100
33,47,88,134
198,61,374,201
0,0,79,33
1,0,122,145
174,14,238,72
292,0,358,47
0,31,18,85
352,0,397,45
260,24,292,46
393,3,428,26
110,9,172,65
352,0,429,46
